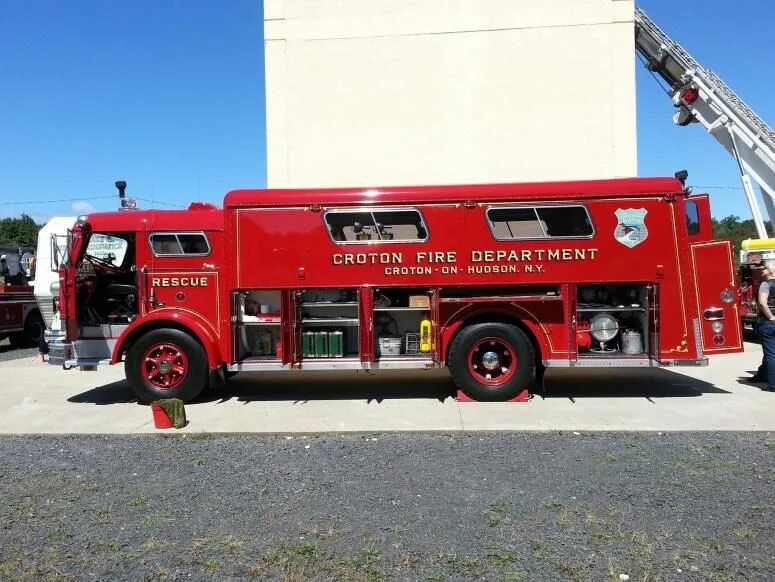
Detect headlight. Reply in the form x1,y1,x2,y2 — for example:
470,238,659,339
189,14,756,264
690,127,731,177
50,280,60,295
711,321,724,333
720,289,735,303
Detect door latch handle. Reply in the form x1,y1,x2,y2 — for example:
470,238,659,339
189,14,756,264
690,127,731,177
202,262,216,270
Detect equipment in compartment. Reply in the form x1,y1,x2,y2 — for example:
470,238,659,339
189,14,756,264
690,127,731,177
302,329,346,358
404,332,420,354
378,337,402,356
576,283,648,357
588,313,619,353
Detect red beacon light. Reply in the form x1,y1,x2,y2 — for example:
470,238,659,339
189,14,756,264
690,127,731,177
681,86,700,104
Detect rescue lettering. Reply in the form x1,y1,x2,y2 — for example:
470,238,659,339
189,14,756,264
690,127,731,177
151,277,209,287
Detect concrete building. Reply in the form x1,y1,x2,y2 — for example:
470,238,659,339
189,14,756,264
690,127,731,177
264,0,636,188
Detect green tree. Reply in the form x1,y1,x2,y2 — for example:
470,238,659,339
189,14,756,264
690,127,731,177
0,214,41,247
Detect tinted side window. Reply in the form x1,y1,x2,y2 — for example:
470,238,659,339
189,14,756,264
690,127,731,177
487,206,593,239
150,233,210,256
686,201,700,235
325,209,428,243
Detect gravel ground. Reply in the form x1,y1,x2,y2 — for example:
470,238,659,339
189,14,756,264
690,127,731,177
1,433,773,581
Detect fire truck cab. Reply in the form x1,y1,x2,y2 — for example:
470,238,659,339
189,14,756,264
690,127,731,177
52,177,742,402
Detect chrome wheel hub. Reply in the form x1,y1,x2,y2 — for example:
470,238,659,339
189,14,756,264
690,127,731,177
481,351,500,371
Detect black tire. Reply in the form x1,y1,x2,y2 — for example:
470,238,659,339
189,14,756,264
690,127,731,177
448,322,535,401
8,333,22,349
125,328,208,403
22,310,45,348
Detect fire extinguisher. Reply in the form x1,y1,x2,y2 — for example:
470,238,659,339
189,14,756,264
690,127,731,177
420,314,432,353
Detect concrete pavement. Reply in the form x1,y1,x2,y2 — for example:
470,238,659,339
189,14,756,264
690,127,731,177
1,341,773,433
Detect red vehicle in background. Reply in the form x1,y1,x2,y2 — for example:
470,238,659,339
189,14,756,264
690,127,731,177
50,176,742,402
0,256,45,349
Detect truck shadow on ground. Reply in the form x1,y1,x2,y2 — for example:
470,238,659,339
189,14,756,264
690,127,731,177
69,367,728,406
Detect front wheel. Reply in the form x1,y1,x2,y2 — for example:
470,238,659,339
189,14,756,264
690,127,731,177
125,328,208,403
448,322,535,401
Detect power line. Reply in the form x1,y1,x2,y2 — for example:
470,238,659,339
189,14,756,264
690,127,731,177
0,195,115,206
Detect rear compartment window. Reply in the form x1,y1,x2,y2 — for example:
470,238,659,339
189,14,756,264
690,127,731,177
149,232,210,256
486,205,594,239
325,209,429,243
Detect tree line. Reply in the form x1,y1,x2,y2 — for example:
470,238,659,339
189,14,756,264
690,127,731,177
0,213,766,252
0,214,40,248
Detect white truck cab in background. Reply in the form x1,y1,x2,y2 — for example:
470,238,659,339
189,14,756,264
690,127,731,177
33,217,75,342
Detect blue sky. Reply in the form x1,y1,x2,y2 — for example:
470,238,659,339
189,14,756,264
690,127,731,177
0,0,773,222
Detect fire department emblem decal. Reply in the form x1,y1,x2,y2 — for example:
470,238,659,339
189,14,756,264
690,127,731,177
614,208,648,248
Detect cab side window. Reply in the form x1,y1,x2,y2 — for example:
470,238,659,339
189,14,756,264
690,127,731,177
686,201,700,235
149,232,211,256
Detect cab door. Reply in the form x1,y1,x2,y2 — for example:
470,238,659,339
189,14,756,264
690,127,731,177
690,240,743,354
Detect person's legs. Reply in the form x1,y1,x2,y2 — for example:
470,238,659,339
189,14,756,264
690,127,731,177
758,321,775,390
33,332,49,363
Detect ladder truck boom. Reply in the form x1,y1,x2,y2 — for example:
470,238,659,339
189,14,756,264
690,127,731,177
634,7,775,240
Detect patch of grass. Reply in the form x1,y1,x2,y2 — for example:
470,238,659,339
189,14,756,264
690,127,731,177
93,505,114,525
130,493,149,507
629,530,654,558
295,541,317,558
45,529,72,541
301,524,341,539
556,509,576,529
604,452,619,463
733,527,757,541
699,537,729,552
192,459,205,466
204,559,219,570
137,539,173,554
488,550,519,567
530,541,553,559
361,543,382,562
388,523,409,534
543,499,564,510
486,501,511,526
143,512,169,527
766,442,775,451
263,550,284,566
504,570,529,582
398,553,419,568
95,540,124,553
424,575,445,582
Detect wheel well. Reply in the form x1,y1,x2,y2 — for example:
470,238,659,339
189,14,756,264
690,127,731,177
446,312,543,368
119,321,207,363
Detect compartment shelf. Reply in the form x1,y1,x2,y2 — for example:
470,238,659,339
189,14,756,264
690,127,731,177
302,318,360,325
374,307,429,312
302,302,358,307
239,321,282,326
578,306,645,312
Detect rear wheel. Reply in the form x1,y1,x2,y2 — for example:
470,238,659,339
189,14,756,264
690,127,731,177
22,311,45,348
448,322,535,401
125,328,208,403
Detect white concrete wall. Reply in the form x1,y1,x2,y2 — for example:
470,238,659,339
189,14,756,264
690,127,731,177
265,0,636,188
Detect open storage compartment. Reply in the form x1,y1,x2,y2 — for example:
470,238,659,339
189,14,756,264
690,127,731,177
299,288,360,359
576,283,650,359
372,287,434,360
234,290,282,361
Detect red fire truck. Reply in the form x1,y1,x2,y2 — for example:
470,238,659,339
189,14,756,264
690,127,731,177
50,176,742,402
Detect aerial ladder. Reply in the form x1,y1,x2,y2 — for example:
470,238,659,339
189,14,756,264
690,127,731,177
634,7,775,241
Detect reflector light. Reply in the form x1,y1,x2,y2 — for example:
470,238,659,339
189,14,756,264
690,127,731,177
681,87,699,104
711,321,724,333
713,334,725,346
720,289,735,303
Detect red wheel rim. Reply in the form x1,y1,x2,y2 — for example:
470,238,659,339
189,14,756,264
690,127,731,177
142,342,188,390
467,337,516,386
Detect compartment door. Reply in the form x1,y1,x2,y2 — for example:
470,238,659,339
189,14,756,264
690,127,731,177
564,284,578,366
647,284,660,364
359,287,373,365
430,288,441,364
283,290,303,364
690,240,743,354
